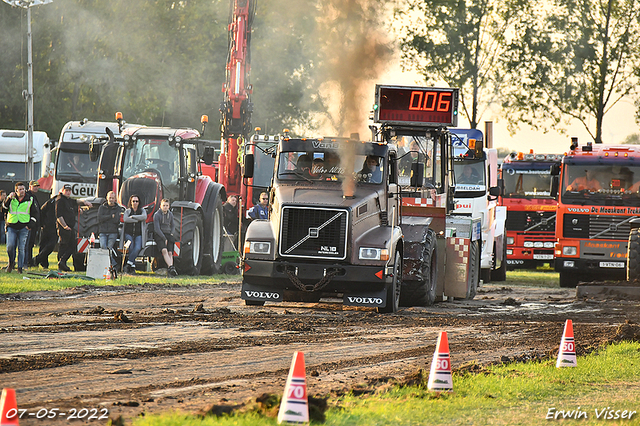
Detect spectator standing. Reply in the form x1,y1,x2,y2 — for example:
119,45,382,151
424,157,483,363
223,194,239,235
153,199,177,277
247,192,269,220
56,184,91,271
34,194,57,269
122,194,147,273
25,180,41,267
98,191,123,267
3,182,38,273
0,189,6,245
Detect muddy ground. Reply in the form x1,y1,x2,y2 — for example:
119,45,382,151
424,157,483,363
1,278,640,425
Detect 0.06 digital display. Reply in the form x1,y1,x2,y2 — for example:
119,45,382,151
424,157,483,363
374,85,459,127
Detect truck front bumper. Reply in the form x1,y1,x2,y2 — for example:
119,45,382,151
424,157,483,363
554,257,626,280
241,259,392,307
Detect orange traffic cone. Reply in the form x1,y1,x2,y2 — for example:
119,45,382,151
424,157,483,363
1,388,19,426
277,351,309,424
427,331,453,392
556,319,577,368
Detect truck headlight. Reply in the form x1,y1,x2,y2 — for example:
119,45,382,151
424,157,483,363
506,237,514,245
244,241,271,254
562,246,577,256
544,242,554,248
359,248,389,261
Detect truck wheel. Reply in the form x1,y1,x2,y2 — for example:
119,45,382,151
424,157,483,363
400,230,436,307
174,210,204,276
491,238,507,282
559,271,579,288
201,194,224,275
379,252,402,314
465,240,480,300
627,228,640,282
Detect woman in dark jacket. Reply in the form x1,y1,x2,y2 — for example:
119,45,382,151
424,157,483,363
122,195,147,273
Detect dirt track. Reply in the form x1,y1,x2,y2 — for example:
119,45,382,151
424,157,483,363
1,278,640,425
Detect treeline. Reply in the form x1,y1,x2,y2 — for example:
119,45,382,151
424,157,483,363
0,0,324,140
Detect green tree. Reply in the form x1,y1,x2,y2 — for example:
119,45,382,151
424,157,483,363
502,0,640,143
397,0,531,129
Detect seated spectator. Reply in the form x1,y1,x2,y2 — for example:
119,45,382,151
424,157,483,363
98,191,123,267
122,195,147,273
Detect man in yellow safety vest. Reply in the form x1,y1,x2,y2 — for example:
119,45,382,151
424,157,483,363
2,182,38,273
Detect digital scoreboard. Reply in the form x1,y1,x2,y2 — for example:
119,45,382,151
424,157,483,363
373,85,459,127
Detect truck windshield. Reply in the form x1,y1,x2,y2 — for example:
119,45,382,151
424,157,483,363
0,162,41,181
253,145,277,188
502,164,553,198
56,151,96,178
277,151,384,184
561,163,640,206
122,138,180,186
453,159,485,190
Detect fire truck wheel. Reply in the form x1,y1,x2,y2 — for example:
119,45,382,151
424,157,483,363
174,210,204,276
559,271,579,288
201,194,224,275
491,238,507,282
465,240,480,300
627,228,640,282
400,230,437,307
379,252,402,314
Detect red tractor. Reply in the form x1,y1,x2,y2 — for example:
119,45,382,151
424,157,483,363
93,116,226,275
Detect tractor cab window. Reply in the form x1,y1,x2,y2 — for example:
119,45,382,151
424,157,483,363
396,136,434,187
122,138,180,186
277,151,384,184
183,144,197,175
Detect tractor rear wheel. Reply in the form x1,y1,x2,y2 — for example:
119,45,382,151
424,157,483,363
627,228,640,282
465,239,480,300
201,194,224,275
174,210,204,276
400,230,437,307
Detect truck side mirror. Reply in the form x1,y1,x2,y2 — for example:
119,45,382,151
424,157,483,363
550,163,560,175
89,136,100,162
202,146,215,165
550,175,559,198
244,153,254,178
489,186,501,197
410,162,424,187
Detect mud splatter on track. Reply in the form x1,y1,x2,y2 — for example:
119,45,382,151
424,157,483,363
1,280,639,424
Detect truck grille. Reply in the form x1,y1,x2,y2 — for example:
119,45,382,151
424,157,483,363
506,211,556,232
563,214,633,240
279,207,348,260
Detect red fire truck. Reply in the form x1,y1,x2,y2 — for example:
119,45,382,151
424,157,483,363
500,150,562,270
552,138,640,287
